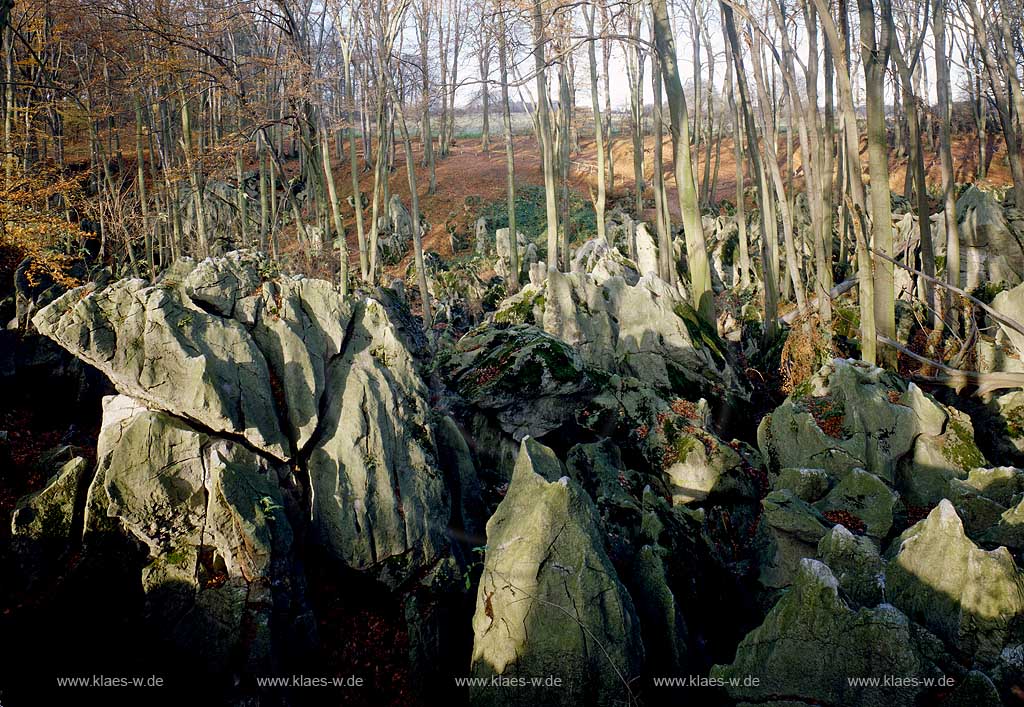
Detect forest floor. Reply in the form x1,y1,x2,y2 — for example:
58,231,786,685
262,124,1015,279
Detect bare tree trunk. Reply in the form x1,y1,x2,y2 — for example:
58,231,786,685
933,0,960,327
859,0,896,367
650,33,673,282
723,38,750,289
625,7,645,221
498,0,518,291
585,4,607,246
418,4,437,194
813,0,877,363
650,0,713,322
721,1,776,339
533,0,559,269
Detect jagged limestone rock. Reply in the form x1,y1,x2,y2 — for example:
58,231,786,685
85,394,300,673
494,228,527,281
234,277,355,452
470,438,643,706
897,406,986,508
992,282,1024,354
33,277,290,460
772,467,831,502
433,414,486,541
713,558,946,707
758,360,972,491
815,468,898,541
11,454,87,547
307,297,449,588
9,452,89,588
981,497,1024,551
565,439,641,518
629,544,689,676
495,269,745,400
663,432,760,505
886,500,1024,662
944,670,1002,707
571,237,640,285
958,186,1024,288
950,467,1024,537
183,250,267,317
634,222,659,276
442,323,597,440
817,525,885,607
754,489,830,592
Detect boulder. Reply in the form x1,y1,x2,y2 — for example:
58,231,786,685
754,489,830,592
634,222,659,276
817,525,885,607
944,670,1002,707
306,297,450,587
9,453,90,588
570,238,639,285
896,406,986,508
442,324,598,440
814,468,898,541
85,394,305,674
758,359,973,491
494,228,527,282
495,269,746,400
234,277,355,451
958,186,1024,288
980,497,1024,552
663,432,761,505
183,250,266,317
991,281,1024,354
33,277,290,460
886,500,1024,662
475,217,488,255
470,438,643,706
712,559,946,707
772,467,831,502
950,467,1024,537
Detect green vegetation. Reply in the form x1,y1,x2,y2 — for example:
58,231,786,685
475,184,598,255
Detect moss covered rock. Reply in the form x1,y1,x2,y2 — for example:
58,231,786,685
493,269,748,402
712,558,945,707
443,323,597,440
815,468,898,541
817,525,885,607
85,394,305,674
470,438,643,706
886,500,1024,662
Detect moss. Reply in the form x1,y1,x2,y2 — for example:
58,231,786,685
534,340,581,383
791,377,815,400
673,302,726,365
674,435,698,461
165,548,190,567
970,281,1008,306
1005,405,1024,438
494,290,543,325
797,396,846,439
943,420,986,471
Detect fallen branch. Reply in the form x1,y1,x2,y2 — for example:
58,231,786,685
877,334,1024,395
780,278,859,324
870,247,1024,343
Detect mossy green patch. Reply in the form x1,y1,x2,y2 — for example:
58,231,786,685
673,302,726,365
943,420,986,471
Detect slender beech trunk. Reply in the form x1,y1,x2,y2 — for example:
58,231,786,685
933,0,959,326
651,0,713,322
585,4,607,246
498,1,518,291
533,0,559,269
